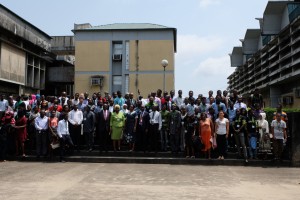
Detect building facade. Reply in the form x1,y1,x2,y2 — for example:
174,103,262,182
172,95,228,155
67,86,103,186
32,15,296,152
0,4,52,96
46,36,75,96
73,23,177,97
228,1,300,108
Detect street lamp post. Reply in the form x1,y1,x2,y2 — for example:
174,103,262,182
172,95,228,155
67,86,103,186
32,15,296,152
161,59,168,93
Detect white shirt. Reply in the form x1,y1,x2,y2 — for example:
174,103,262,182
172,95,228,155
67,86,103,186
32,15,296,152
234,102,247,110
72,99,79,106
0,99,8,111
68,109,83,125
215,118,229,135
109,106,114,113
57,119,69,138
271,120,286,140
173,96,184,109
35,116,49,131
149,111,162,130
154,97,162,110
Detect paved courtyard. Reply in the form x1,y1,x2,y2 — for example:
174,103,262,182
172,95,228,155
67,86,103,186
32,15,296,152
0,162,300,200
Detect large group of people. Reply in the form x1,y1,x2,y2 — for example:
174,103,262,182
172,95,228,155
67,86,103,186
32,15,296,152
0,88,288,163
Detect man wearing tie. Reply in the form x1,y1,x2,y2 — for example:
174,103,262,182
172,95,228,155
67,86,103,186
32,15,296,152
97,104,111,153
136,105,149,152
149,105,162,153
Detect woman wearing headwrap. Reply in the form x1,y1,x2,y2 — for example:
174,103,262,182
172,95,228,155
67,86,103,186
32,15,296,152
110,105,125,151
257,112,270,160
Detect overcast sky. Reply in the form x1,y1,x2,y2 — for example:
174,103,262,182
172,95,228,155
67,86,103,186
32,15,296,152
1,0,269,97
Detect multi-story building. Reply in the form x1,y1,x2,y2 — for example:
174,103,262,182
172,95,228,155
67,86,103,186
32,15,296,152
46,36,75,96
0,4,52,96
73,23,177,97
228,1,300,108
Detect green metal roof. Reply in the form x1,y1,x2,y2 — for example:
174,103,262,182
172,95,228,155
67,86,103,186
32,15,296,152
87,23,173,30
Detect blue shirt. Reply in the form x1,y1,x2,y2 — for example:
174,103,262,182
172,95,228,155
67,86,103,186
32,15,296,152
227,107,237,124
212,102,227,118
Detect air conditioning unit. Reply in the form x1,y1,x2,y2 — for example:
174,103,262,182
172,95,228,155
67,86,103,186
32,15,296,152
113,54,122,61
90,76,103,86
295,89,300,98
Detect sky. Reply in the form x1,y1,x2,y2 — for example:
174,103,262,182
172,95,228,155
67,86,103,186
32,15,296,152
1,0,269,97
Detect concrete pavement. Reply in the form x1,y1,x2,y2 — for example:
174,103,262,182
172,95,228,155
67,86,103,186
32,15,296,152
0,162,300,200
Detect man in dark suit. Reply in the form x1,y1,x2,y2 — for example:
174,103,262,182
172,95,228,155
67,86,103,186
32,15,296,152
97,103,111,153
136,105,150,152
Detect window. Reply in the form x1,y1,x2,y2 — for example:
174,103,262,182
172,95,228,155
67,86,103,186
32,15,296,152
113,76,122,85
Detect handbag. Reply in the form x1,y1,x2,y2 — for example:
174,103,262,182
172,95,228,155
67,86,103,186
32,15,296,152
212,136,217,149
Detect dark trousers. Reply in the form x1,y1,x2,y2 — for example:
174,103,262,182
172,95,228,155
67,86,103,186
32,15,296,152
0,139,7,160
69,124,81,150
273,139,283,159
60,135,74,160
136,126,148,152
149,124,159,152
217,134,227,157
84,131,94,150
36,130,48,157
99,129,109,152
170,133,180,153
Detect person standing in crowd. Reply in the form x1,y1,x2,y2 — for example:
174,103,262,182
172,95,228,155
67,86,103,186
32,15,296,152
173,90,184,109
0,111,15,161
199,97,208,114
145,96,157,113
0,94,8,119
148,105,162,153
180,106,188,152
222,90,229,108
169,105,181,154
247,109,258,159
48,110,59,150
229,89,238,105
110,105,125,152
227,101,236,149
273,104,288,122
186,98,195,117
77,96,85,111
199,112,214,159
232,109,248,162
114,91,125,109
97,103,111,153
82,106,95,152
68,104,83,152
160,104,169,151
206,90,213,104
215,110,229,160
124,105,137,152
250,88,263,109
34,109,49,158
136,105,150,152
188,90,195,102
108,99,114,113
59,91,68,106
184,115,195,158
72,93,80,106
128,93,136,107
57,113,74,162
257,113,270,160
234,96,247,110
211,96,227,119
271,113,287,161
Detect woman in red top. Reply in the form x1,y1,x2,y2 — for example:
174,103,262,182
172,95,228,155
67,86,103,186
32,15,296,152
14,110,28,157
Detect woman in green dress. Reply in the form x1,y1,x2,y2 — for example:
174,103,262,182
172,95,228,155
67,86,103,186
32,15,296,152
110,105,125,151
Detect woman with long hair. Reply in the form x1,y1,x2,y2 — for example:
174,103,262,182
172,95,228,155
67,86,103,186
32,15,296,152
199,112,214,159
215,110,229,160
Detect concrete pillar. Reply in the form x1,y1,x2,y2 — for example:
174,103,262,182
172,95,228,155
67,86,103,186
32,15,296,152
270,86,281,108
288,112,300,166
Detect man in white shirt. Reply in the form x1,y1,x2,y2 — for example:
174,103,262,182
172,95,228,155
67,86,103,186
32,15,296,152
68,104,83,152
271,112,287,161
148,105,162,153
234,96,247,110
0,94,8,119
57,113,74,162
173,90,184,109
35,109,49,158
